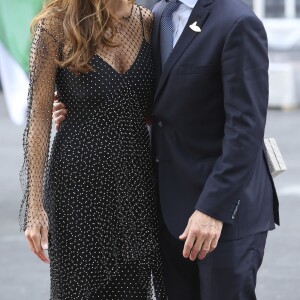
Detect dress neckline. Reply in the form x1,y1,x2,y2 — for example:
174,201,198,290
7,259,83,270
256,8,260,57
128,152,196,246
93,40,149,76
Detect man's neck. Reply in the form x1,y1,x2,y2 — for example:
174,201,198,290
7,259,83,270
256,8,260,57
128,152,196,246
179,0,198,9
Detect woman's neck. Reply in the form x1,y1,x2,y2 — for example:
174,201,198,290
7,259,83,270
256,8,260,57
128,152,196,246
111,0,133,19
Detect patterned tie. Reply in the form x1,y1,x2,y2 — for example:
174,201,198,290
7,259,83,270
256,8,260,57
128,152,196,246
160,0,180,67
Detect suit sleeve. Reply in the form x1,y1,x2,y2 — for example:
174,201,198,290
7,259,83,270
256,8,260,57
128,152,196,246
194,14,269,224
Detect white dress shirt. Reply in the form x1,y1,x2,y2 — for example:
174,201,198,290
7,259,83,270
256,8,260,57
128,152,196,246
172,0,198,47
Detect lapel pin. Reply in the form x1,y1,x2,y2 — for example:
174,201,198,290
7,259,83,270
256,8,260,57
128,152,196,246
189,21,201,32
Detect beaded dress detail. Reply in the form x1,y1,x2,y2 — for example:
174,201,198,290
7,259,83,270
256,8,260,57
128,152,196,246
19,5,167,300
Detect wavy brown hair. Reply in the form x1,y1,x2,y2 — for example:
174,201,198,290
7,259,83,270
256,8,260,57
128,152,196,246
31,0,134,73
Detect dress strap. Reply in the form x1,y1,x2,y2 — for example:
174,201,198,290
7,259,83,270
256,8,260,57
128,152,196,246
138,5,146,41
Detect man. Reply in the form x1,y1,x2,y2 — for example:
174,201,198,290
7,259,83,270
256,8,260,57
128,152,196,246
137,0,158,8
53,0,279,299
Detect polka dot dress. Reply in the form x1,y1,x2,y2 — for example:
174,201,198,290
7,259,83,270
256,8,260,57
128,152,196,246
19,5,167,300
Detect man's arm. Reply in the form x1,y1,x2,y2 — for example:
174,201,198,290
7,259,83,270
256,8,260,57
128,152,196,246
195,14,269,223
180,14,269,260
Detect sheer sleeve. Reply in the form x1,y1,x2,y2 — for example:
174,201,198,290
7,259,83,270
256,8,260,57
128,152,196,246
19,18,62,231
140,7,154,122
140,6,154,44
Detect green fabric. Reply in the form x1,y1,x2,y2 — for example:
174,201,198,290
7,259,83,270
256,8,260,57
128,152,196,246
0,0,44,74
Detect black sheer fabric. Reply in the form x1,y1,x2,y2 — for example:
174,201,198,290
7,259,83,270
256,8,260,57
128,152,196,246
20,5,167,299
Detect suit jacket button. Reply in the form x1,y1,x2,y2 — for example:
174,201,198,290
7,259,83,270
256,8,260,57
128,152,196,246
158,121,164,128
155,157,160,163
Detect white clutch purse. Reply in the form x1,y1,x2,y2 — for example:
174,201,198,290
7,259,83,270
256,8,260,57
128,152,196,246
264,138,287,178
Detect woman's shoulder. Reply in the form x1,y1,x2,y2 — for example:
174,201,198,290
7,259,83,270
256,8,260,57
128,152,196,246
135,5,154,26
35,12,64,43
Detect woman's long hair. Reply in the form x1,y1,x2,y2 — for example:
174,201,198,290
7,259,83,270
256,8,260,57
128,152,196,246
31,0,134,73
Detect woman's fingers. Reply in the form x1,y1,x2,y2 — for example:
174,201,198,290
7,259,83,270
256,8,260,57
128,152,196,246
31,229,49,263
25,229,35,253
25,227,49,263
41,227,49,251
40,227,50,263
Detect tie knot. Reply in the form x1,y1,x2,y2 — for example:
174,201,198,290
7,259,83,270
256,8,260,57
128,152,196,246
163,0,180,16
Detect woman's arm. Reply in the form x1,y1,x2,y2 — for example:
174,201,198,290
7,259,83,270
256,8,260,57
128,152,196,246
20,18,61,262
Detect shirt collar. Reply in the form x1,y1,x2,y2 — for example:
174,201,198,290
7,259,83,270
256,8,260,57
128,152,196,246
179,0,197,8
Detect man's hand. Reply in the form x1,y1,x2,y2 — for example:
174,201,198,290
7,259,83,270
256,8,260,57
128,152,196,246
179,210,223,261
52,95,67,131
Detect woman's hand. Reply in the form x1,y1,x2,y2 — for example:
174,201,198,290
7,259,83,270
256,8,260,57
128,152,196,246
25,226,50,263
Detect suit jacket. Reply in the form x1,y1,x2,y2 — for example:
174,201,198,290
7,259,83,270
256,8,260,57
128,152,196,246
151,0,279,241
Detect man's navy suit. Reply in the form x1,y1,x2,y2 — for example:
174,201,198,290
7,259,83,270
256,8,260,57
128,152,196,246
151,0,279,299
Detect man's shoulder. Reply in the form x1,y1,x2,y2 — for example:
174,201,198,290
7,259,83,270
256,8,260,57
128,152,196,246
211,0,264,36
215,0,260,24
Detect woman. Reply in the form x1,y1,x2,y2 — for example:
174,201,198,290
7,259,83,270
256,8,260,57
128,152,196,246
19,0,166,299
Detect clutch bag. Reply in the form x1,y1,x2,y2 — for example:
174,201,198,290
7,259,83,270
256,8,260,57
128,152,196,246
264,138,287,178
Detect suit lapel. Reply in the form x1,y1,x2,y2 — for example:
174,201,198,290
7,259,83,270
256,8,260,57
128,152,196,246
152,1,169,86
154,0,213,101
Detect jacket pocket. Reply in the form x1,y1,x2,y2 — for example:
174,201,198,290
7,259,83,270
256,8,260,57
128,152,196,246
197,156,219,163
179,65,218,75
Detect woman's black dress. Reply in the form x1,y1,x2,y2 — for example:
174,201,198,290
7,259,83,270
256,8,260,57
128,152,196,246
19,5,166,300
